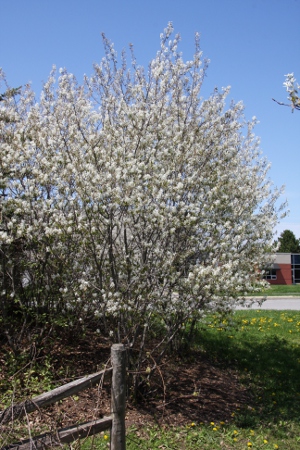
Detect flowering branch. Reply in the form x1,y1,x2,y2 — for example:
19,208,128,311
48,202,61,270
273,73,300,112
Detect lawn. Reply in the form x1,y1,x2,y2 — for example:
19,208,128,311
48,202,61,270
256,284,300,296
1,310,300,449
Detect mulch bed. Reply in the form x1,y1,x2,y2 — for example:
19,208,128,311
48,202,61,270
0,328,254,443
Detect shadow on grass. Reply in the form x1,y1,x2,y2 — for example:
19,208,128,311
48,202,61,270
192,326,300,427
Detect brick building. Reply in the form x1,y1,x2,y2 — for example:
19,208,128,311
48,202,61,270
264,253,300,285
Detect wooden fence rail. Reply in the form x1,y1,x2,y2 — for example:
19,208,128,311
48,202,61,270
0,343,126,450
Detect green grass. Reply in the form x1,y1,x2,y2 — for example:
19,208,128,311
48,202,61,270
197,310,300,422
79,310,300,449
255,284,300,296
82,422,298,449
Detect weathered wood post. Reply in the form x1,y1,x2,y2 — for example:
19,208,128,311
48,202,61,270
110,343,126,450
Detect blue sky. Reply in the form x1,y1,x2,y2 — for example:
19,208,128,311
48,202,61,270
1,0,299,239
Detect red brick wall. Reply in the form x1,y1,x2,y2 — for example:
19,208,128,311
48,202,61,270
269,263,292,285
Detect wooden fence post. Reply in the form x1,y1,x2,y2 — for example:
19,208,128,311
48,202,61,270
110,344,126,450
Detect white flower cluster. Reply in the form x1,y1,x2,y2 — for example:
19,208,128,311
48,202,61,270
283,73,300,110
0,24,284,343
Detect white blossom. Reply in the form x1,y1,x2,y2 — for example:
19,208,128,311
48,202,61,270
0,25,284,348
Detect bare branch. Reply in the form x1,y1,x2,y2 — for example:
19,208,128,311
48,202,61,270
272,98,291,107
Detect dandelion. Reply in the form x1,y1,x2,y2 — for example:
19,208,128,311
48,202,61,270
274,445,279,449
264,439,268,444
213,427,218,431
104,434,109,440
247,443,252,448
191,422,195,427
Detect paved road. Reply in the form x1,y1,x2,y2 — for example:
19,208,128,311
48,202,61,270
237,297,300,310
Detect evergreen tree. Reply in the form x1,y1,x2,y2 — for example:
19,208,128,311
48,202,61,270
277,229,300,253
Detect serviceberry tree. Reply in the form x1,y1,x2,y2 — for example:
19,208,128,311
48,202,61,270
0,25,284,360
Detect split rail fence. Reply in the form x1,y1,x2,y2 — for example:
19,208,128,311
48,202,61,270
0,343,126,450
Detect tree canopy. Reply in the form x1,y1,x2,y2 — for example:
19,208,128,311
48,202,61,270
0,24,283,357
276,229,300,253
